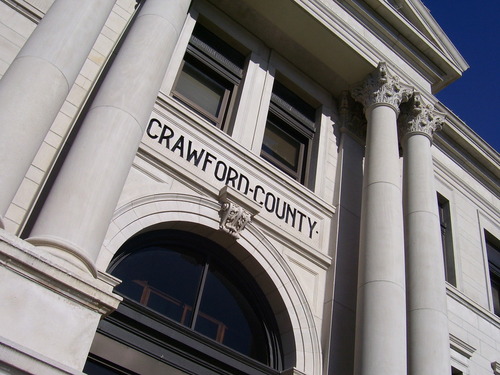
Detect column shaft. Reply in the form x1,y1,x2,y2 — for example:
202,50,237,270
351,62,413,375
355,104,407,375
27,0,191,275
401,96,450,375
0,0,116,226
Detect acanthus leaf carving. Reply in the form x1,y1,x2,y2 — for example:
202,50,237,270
351,62,413,113
398,92,445,143
339,90,367,141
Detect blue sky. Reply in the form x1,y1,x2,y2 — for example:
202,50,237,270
422,0,499,152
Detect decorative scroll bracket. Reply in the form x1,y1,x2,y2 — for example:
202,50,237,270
218,186,261,239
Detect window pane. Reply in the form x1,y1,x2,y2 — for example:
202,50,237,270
176,61,227,118
112,246,205,327
438,194,456,286
262,120,302,172
195,264,268,363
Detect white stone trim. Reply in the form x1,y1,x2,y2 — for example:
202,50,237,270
477,210,500,314
449,333,475,375
0,336,83,375
0,230,121,316
447,284,500,328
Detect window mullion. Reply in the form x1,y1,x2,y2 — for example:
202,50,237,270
190,260,210,329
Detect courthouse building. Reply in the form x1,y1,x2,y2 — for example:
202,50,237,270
0,0,499,374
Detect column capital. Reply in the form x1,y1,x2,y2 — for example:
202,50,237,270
338,90,367,142
398,92,445,144
351,61,413,113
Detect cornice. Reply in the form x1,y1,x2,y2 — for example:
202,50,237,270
433,106,499,197
435,102,500,166
331,0,467,91
446,284,500,329
449,333,475,359
404,0,469,71
433,156,498,217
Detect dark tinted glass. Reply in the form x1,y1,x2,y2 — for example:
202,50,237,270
109,233,275,365
112,246,205,327
195,263,268,362
262,119,302,172
176,60,228,118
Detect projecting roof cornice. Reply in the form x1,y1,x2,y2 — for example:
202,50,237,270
206,0,468,95
338,0,469,92
434,102,499,195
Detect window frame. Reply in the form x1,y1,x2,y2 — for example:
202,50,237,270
171,23,245,132
260,81,317,185
485,231,500,316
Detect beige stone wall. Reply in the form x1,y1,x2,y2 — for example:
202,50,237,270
433,142,500,374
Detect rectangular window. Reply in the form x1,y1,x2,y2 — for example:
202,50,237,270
485,231,500,316
172,23,246,131
438,194,456,286
261,81,316,185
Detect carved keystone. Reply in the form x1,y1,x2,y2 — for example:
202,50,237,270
218,186,261,239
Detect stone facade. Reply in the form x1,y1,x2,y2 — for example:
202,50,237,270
0,0,498,374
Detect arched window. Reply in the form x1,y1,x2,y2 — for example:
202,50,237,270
85,230,283,375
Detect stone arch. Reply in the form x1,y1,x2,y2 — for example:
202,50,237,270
98,191,322,375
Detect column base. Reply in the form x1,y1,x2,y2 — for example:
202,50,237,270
26,235,98,277
0,229,122,372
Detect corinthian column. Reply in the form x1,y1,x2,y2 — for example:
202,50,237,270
399,94,450,375
0,0,116,228
27,0,191,276
351,62,413,375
